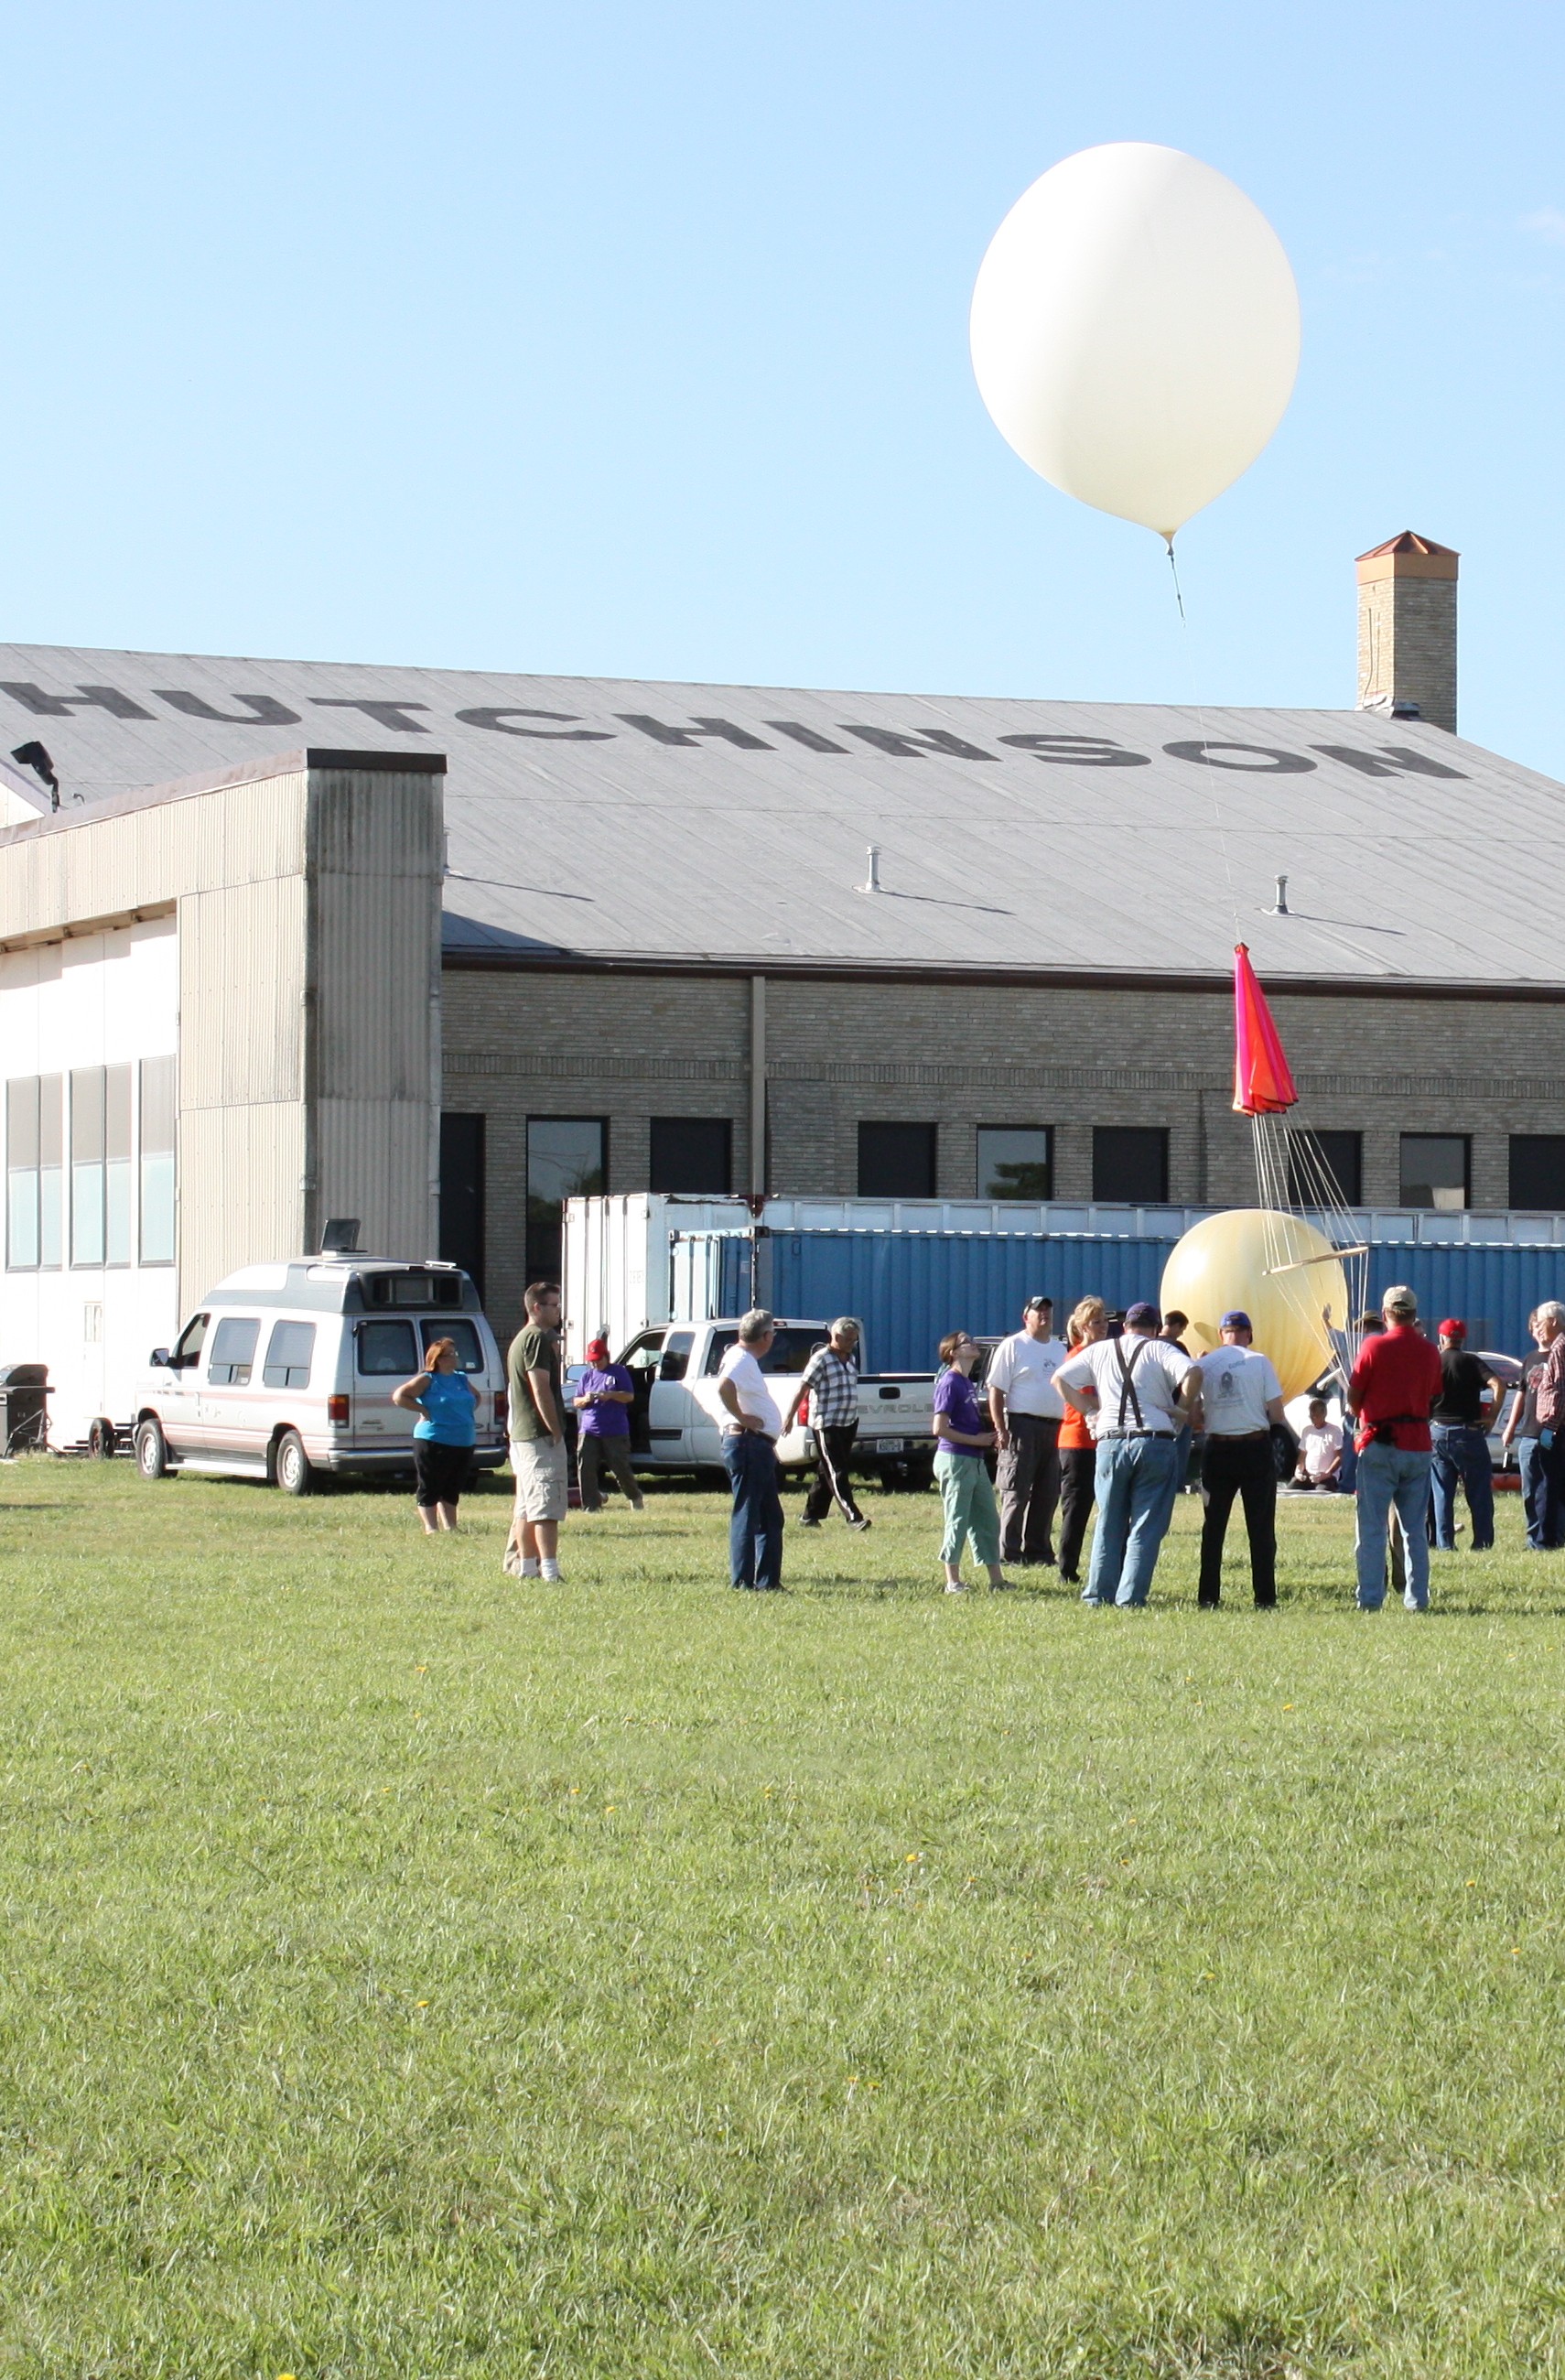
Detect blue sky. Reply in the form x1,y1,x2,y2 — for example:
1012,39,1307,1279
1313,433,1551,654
5,1,1565,772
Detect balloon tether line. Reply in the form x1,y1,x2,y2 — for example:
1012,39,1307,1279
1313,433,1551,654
1165,537,1241,941
1164,536,1185,622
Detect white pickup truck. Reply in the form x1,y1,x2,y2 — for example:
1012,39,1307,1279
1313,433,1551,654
597,1318,936,1488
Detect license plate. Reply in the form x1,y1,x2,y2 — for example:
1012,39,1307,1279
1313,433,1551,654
871,1437,906,1455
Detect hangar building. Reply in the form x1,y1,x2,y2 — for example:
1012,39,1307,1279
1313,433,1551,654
5,533,1565,1443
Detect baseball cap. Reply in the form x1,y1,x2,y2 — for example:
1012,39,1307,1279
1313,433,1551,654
586,1335,610,1363
1024,1293,1052,1312
1437,1316,1464,1338
1383,1284,1419,1318
1220,1310,1252,1331
1124,1301,1160,1329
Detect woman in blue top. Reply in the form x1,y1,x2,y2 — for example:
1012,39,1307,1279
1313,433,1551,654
932,1330,1012,1593
392,1337,478,1533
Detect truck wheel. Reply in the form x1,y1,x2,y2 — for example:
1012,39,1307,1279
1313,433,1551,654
135,1418,169,1480
275,1430,314,1497
88,1418,116,1460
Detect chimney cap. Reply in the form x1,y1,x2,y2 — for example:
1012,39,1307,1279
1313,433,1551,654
1356,531,1459,584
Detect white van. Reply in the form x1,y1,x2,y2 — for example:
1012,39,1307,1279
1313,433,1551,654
133,1255,508,1494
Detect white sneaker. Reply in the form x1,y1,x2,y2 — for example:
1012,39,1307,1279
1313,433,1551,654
944,1579,968,1593
541,1561,562,1583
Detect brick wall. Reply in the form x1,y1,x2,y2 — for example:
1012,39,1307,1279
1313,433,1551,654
1357,575,1458,732
443,964,1565,1336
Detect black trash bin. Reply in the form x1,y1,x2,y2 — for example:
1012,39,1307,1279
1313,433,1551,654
0,1364,50,1455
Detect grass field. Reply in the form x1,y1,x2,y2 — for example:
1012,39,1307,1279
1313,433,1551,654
4,1458,1565,2378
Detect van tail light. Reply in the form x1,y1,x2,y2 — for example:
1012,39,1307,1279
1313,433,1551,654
327,1394,350,1427
494,1389,508,1431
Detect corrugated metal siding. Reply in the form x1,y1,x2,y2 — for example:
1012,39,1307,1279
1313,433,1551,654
688,1228,1565,1371
750,1232,1176,1372
178,1100,308,1319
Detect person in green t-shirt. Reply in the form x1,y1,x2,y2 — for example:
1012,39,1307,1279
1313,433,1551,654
504,1281,567,1580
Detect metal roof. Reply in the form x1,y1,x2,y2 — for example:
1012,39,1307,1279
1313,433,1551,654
0,641,1554,988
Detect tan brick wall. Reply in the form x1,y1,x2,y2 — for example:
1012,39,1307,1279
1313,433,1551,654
443,965,1565,1336
1357,575,1458,732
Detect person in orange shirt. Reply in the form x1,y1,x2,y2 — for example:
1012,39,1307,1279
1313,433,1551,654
1056,1296,1107,1585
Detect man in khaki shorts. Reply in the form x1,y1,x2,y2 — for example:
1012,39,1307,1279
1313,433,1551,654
505,1280,568,1580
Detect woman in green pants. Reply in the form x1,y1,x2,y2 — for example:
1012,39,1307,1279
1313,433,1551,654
932,1331,1013,1593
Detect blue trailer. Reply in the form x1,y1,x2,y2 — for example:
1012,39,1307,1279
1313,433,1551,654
693,1228,1565,1373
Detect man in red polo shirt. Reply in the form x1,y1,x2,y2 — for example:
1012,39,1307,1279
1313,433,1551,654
1346,1284,1444,1610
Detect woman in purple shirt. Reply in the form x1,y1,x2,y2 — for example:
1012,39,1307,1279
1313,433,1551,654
932,1330,1012,1593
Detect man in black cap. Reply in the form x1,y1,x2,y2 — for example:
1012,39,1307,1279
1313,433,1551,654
1190,1311,1286,1609
986,1293,1067,1566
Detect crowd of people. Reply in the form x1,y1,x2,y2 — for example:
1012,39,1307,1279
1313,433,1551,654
391,1274,1565,1604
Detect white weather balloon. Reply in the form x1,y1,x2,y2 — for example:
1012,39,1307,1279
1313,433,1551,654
970,142,1300,540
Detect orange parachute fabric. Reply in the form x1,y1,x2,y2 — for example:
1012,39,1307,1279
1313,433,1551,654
1232,943,1298,1116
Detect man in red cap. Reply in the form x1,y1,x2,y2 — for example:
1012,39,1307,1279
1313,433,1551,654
1428,1318,1503,1552
572,1335,643,1513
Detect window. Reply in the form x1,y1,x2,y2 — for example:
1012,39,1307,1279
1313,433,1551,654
977,1126,1052,1201
702,1325,826,1376
6,1077,39,1269
1286,1129,1363,1208
527,1117,606,1282
1093,1127,1169,1203
171,1313,209,1370
439,1112,485,1296
1509,1135,1565,1211
1400,1133,1469,1212
357,1320,419,1376
858,1122,936,1198
621,1331,665,1375
207,1317,260,1386
139,1056,176,1264
659,1329,695,1382
362,1269,463,1309
440,1320,484,1374
105,1066,132,1264
263,1320,316,1390
650,1117,732,1195
70,1066,104,1265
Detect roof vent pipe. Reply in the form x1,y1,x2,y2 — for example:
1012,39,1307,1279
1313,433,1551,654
859,844,881,894
1269,873,1290,915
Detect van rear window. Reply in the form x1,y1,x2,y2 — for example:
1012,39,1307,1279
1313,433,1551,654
357,1321,418,1377
264,1320,316,1390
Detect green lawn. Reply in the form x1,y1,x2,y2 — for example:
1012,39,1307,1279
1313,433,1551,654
4,1460,1565,2378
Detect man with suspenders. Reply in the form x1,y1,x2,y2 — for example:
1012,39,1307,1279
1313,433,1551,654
1054,1302,1197,1607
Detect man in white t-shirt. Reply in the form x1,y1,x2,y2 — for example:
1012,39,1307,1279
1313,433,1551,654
1294,1398,1343,1490
986,1294,1069,1567
1191,1310,1286,1609
716,1308,785,1590
1054,1302,1195,1607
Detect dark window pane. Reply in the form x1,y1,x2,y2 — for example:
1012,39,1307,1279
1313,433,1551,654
1287,1130,1362,1207
977,1126,1052,1201
1400,1134,1469,1212
1510,1136,1565,1210
1093,1127,1169,1203
207,1316,259,1385
858,1122,936,1198
527,1117,605,1282
439,1112,486,1297
703,1325,827,1376
263,1319,316,1390
659,1329,695,1381
442,1319,484,1373
357,1320,419,1376
650,1117,731,1195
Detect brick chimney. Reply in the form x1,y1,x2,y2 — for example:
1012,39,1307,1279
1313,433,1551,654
1355,531,1459,733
